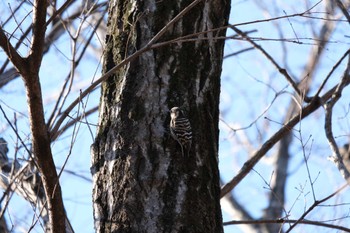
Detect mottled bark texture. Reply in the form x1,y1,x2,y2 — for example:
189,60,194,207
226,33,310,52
91,0,230,232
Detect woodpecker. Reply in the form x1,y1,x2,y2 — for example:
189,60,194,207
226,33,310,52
170,107,192,156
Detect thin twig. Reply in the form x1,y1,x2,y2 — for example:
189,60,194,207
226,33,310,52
285,183,349,232
229,24,308,103
51,106,98,141
314,49,350,99
220,82,345,198
0,105,32,158
224,197,350,233
50,0,204,138
47,10,105,130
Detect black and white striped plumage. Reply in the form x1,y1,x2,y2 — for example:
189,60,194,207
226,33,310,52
170,107,192,156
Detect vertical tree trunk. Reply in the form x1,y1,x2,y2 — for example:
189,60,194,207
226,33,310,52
91,0,230,232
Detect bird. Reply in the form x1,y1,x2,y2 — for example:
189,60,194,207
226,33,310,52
169,107,192,157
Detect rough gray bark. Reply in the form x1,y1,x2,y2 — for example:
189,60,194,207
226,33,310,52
91,0,230,232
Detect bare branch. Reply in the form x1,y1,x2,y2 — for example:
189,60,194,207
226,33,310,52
46,0,76,26
0,68,18,88
314,49,350,98
0,25,26,72
51,106,98,141
27,0,48,70
220,83,343,198
285,183,349,232
0,1,107,88
50,0,204,139
0,23,31,76
219,179,260,232
224,214,350,232
229,24,308,103
47,10,106,131
0,137,74,233
324,55,350,181
335,0,350,25
15,0,67,231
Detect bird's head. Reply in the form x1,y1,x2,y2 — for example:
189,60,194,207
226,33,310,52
170,107,180,118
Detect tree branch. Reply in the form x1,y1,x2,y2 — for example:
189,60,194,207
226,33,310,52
15,1,67,232
0,1,105,88
0,137,74,233
335,0,350,25
285,183,349,232
324,55,350,181
27,0,47,71
220,84,341,198
224,215,350,232
0,25,26,72
229,24,309,103
50,0,204,139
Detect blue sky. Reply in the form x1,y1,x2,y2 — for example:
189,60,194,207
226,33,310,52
1,0,350,232
220,0,350,232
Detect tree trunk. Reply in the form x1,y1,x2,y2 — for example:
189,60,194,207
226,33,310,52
91,0,230,232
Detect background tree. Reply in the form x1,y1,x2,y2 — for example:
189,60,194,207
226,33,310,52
221,1,350,232
0,0,350,233
0,0,108,232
